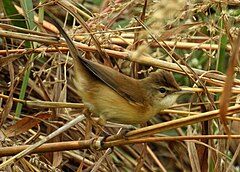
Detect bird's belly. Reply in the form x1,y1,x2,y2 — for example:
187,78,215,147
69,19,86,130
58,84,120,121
88,97,155,124
100,109,155,124
75,81,155,124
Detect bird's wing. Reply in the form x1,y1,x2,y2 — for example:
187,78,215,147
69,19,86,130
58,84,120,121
80,58,145,104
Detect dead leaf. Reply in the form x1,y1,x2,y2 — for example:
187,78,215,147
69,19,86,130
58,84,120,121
219,30,240,134
5,112,51,137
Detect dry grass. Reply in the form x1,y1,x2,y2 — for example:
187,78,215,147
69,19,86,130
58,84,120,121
0,0,240,171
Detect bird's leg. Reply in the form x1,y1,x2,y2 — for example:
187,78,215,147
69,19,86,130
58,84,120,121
83,108,93,140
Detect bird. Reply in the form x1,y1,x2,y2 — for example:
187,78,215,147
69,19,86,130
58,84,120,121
52,19,183,125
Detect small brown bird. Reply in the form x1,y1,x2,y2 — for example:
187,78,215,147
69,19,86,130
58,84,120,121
53,20,183,125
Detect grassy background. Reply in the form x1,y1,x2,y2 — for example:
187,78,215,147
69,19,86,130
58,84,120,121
0,0,240,171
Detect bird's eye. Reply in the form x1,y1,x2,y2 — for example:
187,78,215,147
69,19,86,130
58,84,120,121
159,87,166,93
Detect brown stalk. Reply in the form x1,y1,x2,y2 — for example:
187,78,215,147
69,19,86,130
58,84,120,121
106,104,240,141
1,135,240,157
219,29,240,135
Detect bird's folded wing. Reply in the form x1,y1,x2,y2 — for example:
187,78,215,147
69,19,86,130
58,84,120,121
79,58,145,105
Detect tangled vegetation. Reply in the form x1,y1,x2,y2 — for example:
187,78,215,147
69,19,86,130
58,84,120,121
0,0,240,171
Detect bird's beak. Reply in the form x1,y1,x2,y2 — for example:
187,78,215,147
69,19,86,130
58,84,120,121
176,88,194,94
